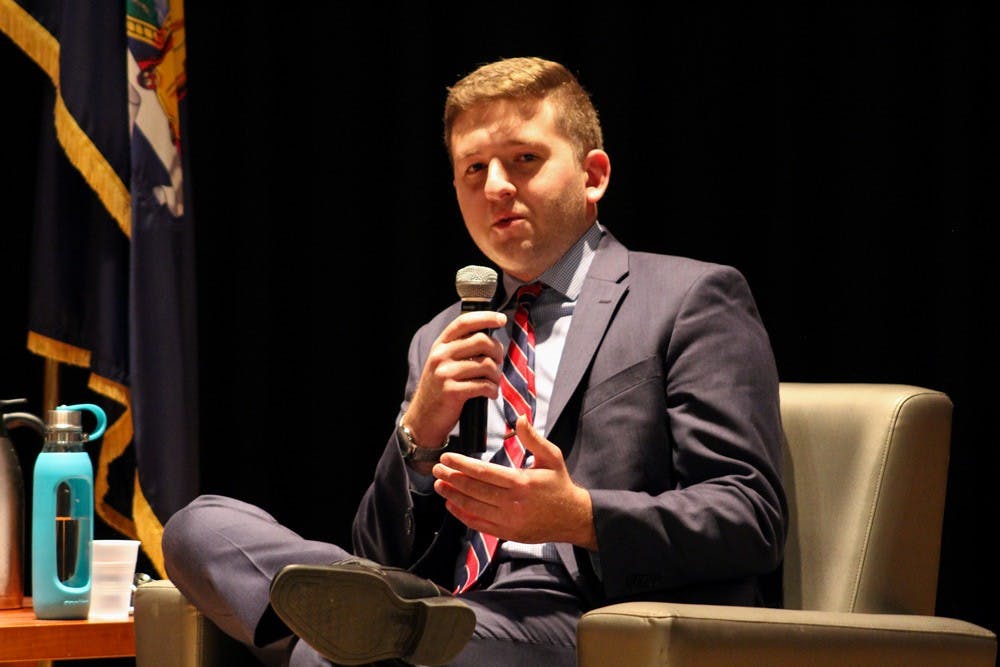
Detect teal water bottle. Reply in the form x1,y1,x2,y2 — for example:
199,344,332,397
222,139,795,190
31,404,106,619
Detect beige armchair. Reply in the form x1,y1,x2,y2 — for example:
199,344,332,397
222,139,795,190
134,383,997,666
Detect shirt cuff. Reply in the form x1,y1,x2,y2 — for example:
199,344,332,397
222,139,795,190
404,462,436,495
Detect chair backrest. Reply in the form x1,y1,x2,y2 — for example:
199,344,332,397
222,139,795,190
778,383,952,615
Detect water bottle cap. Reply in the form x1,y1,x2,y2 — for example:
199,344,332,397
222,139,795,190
51,404,107,442
46,409,83,431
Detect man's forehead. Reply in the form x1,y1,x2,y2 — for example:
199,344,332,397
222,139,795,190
451,99,556,151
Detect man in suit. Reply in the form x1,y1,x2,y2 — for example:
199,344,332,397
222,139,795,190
162,56,787,667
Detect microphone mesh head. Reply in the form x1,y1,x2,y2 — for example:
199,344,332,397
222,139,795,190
455,265,498,301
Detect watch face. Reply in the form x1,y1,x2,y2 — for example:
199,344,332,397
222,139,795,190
397,424,415,458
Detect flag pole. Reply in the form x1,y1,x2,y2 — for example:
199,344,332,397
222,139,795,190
42,358,59,412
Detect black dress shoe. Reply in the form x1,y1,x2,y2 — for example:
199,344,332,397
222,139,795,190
269,557,475,665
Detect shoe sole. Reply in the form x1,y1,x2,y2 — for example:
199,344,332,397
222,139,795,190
269,564,476,666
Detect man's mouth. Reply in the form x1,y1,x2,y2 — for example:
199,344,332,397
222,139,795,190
492,214,524,228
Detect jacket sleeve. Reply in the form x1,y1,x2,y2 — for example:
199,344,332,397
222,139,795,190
351,307,459,582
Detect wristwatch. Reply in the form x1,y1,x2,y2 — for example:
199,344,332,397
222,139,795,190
397,422,449,462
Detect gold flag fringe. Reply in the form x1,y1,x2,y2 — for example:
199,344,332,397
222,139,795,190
87,373,138,538
1,0,131,237
132,477,166,578
54,96,132,236
27,331,90,368
0,0,58,83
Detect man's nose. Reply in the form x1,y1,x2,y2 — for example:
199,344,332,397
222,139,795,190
484,159,515,199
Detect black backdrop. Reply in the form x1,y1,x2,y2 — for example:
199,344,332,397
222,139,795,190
2,2,997,655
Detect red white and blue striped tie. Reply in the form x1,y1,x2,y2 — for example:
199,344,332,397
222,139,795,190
454,282,544,594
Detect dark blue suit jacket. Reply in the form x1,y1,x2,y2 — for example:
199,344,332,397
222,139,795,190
353,229,787,609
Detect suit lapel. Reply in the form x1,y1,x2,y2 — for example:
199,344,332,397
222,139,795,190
546,232,630,433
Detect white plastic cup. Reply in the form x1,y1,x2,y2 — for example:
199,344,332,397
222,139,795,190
88,539,140,621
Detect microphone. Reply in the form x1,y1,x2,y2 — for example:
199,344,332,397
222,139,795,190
455,265,498,455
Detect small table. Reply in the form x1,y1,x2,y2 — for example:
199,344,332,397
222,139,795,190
0,598,135,666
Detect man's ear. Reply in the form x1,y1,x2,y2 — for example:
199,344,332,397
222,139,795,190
583,149,611,204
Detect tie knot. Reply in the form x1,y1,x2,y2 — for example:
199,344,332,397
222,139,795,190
515,282,544,309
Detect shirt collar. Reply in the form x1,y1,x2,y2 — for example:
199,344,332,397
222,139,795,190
500,221,606,307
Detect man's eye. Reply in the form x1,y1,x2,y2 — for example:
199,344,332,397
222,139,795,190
465,163,485,176
517,153,539,163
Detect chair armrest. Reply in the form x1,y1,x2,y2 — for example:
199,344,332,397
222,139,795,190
133,579,259,667
577,602,997,667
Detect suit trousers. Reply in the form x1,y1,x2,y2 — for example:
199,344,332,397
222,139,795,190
161,494,583,667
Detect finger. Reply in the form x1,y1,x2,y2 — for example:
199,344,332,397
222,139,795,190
516,415,539,450
440,356,501,387
433,476,498,510
434,478,507,529
455,512,506,537
437,334,503,369
443,311,507,342
435,454,521,489
515,415,559,468
434,465,521,511
434,474,521,534
442,497,504,536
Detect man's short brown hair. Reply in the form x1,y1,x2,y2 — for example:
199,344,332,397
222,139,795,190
444,57,603,162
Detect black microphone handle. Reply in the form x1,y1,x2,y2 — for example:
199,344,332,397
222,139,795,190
459,397,488,455
457,299,491,454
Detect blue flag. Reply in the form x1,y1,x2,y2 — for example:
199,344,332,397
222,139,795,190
1,0,197,576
